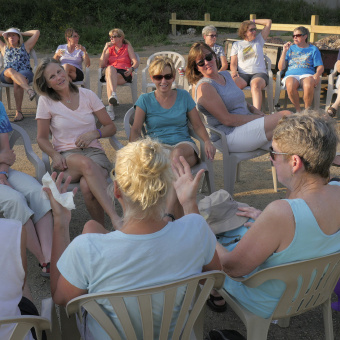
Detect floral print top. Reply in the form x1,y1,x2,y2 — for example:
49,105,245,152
4,43,31,72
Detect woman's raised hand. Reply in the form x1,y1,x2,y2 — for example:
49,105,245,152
282,41,292,53
172,156,204,214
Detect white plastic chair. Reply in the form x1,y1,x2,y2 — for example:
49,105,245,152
73,67,90,90
97,53,140,104
0,49,39,110
325,62,339,114
0,298,61,340
274,68,321,110
142,51,186,94
218,251,340,340
9,123,46,183
124,107,215,194
201,121,277,195
60,270,226,340
242,55,274,114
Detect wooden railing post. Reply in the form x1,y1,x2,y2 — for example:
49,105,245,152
310,15,319,43
204,13,210,25
250,14,257,21
171,13,177,36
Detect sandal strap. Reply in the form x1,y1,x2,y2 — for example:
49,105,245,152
209,294,225,301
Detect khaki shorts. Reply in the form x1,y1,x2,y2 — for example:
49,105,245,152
163,141,199,156
55,147,113,174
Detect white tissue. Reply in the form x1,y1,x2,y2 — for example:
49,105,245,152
42,172,75,210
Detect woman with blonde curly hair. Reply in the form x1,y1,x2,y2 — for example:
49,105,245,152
47,138,220,339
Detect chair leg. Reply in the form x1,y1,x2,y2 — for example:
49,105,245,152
236,163,241,182
322,299,334,340
277,317,290,328
271,164,278,192
6,87,11,110
246,318,272,340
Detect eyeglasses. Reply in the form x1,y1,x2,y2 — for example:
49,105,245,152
248,28,256,32
269,146,289,161
110,35,121,39
206,34,217,38
152,74,173,81
71,35,80,39
293,34,304,38
196,53,214,67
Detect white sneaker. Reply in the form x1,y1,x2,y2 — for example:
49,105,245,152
109,92,119,106
106,105,115,120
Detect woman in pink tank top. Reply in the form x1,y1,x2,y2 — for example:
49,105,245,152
99,28,139,117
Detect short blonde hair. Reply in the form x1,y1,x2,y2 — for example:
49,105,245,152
273,111,338,179
149,56,176,78
114,138,172,222
109,28,130,45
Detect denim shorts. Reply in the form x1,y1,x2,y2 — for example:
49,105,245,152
0,68,34,83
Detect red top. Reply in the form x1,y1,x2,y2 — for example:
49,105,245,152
108,44,131,69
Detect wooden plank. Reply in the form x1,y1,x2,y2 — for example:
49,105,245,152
310,15,319,42
171,13,176,36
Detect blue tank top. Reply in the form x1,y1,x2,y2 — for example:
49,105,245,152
4,43,31,72
224,182,340,318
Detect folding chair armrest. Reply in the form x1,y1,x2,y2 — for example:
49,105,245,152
41,298,62,340
142,67,149,93
188,125,205,161
42,151,52,174
109,135,124,150
84,67,90,89
203,124,229,153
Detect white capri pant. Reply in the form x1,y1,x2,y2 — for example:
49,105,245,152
0,169,51,224
223,117,271,153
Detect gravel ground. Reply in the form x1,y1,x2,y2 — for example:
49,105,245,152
4,32,340,339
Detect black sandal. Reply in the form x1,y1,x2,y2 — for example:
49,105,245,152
27,88,37,101
39,262,50,278
207,294,227,313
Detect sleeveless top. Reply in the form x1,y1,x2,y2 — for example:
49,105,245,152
0,219,32,340
4,43,32,72
224,182,340,318
195,71,250,141
108,44,131,70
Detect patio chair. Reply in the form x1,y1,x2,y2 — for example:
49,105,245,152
9,123,46,183
274,68,321,110
241,55,274,114
124,106,215,194
218,251,340,340
325,62,339,115
141,51,186,94
201,120,277,195
97,54,140,104
60,270,226,340
0,49,39,110
0,298,61,340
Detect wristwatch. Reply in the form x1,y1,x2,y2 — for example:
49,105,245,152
0,171,8,178
131,66,135,72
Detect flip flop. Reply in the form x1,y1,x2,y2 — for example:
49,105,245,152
326,105,337,118
39,262,50,278
27,88,37,101
13,111,24,122
206,294,227,313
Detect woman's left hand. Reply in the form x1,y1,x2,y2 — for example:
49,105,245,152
124,68,132,77
75,44,86,53
236,206,262,227
204,140,216,160
75,131,97,148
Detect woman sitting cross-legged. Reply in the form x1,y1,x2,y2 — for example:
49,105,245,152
130,56,215,220
209,112,340,318
186,42,290,153
34,58,121,229
0,27,40,121
46,138,221,340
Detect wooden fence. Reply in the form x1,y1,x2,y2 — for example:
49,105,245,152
170,13,340,43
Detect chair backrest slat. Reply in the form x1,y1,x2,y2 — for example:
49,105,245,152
158,287,177,339
138,295,154,340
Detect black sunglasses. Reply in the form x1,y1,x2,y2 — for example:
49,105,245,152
248,28,256,32
207,34,218,38
152,74,173,81
196,53,214,67
269,146,289,161
293,34,304,38
110,35,121,39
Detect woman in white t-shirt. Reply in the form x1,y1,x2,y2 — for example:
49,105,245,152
230,19,272,110
53,28,90,82
34,58,121,229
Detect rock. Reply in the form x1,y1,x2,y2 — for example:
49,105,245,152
187,28,196,35
315,35,340,50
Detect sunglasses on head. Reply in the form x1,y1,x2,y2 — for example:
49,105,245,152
196,53,214,67
293,34,304,38
110,35,121,39
152,74,173,81
269,146,289,161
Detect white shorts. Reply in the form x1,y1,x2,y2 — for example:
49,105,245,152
281,74,313,88
336,76,340,89
223,117,271,153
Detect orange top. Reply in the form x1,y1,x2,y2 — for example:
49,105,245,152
108,44,131,69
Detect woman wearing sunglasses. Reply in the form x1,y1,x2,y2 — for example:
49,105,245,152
130,56,215,220
230,18,272,110
53,28,90,83
278,26,324,113
186,42,290,154
99,28,139,119
202,25,228,72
